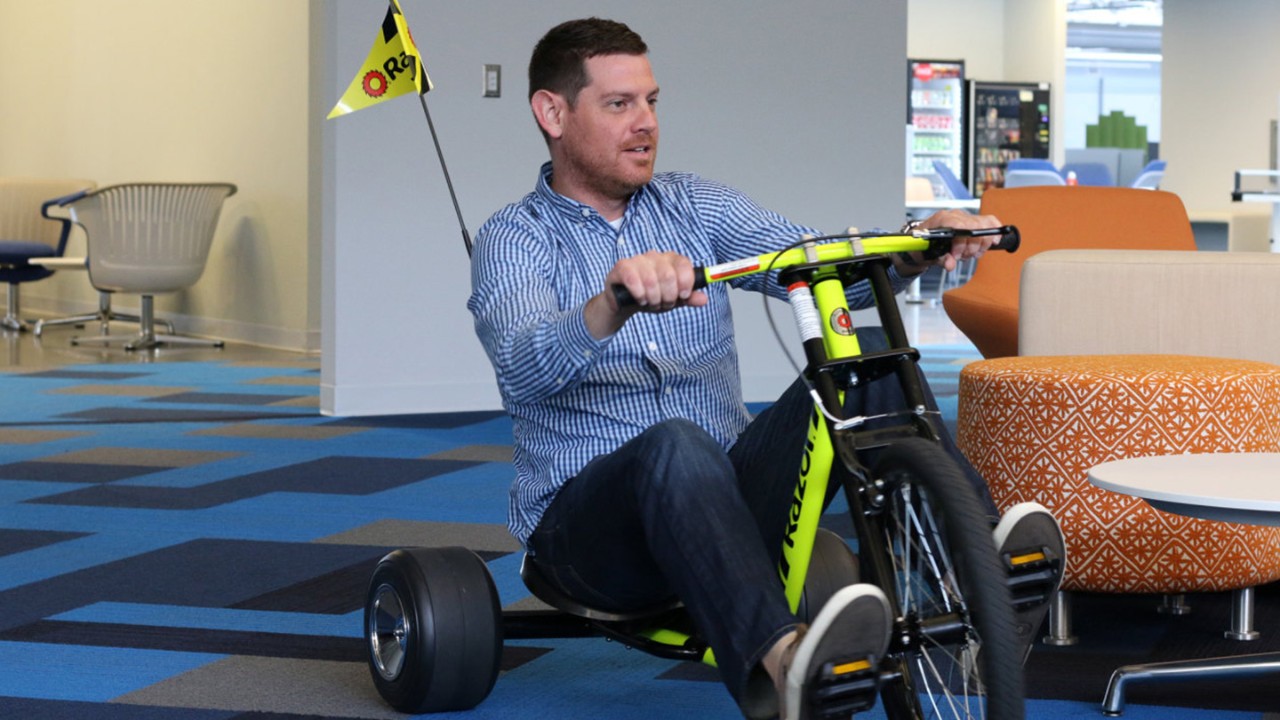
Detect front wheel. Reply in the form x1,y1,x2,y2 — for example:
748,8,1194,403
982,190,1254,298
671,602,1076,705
866,438,1024,720
366,546,503,713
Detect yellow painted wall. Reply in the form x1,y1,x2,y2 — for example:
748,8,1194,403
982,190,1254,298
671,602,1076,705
0,0,318,349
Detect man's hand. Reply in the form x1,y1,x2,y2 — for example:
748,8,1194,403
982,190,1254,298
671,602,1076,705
584,251,708,339
892,209,1003,276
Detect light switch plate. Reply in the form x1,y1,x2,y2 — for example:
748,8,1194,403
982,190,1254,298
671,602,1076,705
483,64,501,98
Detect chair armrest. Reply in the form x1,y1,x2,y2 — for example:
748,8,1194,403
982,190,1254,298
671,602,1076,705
28,256,87,270
41,189,92,217
40,189,93,256
1019,249,1280,365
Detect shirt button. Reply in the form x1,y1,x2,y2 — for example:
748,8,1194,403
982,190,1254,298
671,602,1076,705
582,349,593,358
664,387,673,395
580,208,590,218
647,341,658,351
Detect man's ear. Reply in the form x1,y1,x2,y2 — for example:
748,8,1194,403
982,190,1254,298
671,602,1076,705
531,89,566,140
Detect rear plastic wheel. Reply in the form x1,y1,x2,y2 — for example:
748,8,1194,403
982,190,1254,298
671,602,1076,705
366,546,503,713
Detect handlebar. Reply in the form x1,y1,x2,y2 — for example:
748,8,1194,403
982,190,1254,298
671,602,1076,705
611,225,1019,308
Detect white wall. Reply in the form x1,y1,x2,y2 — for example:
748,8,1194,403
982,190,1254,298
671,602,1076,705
0,0,319,350
1004,1,1068,166
908,0,1006,81
1162,0,1280,216
908,0,1066,165
321,0,909,415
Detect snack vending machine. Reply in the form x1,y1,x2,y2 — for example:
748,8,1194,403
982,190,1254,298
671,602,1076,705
968,81,1052,196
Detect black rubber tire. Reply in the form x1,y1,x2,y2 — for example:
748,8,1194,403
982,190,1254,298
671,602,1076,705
798,527,861,623
868,438,1024,720
366,546,503,713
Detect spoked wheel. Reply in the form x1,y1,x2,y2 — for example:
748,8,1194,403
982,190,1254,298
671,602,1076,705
798,527,861,623
366,546,503,713
867,438,1024,720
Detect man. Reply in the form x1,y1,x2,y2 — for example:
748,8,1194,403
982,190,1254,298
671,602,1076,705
469,18,1062,720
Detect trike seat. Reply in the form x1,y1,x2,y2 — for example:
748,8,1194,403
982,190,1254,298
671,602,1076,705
519,553,683,622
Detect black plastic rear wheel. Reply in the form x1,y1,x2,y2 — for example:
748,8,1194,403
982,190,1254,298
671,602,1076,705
867,438,1024,720
366,546,503,713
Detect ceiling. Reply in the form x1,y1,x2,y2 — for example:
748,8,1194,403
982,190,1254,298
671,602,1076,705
1067,0,1162,56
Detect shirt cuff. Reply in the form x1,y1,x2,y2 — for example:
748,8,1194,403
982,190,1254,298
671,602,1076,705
559,304,611,364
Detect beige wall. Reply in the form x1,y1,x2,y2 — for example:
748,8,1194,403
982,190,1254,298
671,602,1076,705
0,0,318,350
1162,0,1280,217
908,0,1066,166
1004,1,1067,166
908,0,1006,81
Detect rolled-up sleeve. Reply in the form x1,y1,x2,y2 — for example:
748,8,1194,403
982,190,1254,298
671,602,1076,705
468,216,612,406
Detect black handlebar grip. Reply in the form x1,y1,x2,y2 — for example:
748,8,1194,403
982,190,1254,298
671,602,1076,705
611,284,636,308
611,271,708,308
992,225,1020,253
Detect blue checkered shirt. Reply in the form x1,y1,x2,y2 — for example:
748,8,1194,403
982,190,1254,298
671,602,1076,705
468,162,909,546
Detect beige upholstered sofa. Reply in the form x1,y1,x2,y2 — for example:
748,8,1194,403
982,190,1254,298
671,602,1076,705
1019,249,1280,364
960,248,1280,645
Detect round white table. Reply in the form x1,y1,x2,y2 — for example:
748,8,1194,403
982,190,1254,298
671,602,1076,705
1087,453,1280,715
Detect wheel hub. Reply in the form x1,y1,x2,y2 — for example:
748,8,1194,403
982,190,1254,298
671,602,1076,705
369,583,409,680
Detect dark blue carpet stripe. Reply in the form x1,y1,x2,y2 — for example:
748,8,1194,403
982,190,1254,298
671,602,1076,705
2,350,1271,719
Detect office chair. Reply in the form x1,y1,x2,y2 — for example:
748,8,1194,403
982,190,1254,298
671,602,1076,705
1002,169,1066,188
930,160,973,200
0,178,97,331
941,185,1198,358
1059,162,1115,187
31,200,167,338
1005,158,1060,174
1130,160,1166,189
56,182,238,351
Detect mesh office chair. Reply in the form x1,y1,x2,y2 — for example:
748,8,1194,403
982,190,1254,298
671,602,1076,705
32,195,167,338
57,183,237,351
0,178,97,331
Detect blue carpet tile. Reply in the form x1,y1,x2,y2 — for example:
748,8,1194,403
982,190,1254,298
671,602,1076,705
0,353,1272,719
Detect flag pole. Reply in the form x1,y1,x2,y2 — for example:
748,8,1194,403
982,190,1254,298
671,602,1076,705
417,92,473,258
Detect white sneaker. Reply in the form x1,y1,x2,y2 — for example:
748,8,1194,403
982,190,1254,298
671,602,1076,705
992,502,1065,663
780,584,891,720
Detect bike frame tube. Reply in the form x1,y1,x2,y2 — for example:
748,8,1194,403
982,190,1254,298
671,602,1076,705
699,235,933,287
612,231,997,666
779,267,862,612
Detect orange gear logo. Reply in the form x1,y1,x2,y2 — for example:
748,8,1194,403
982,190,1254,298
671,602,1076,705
362,70,389,98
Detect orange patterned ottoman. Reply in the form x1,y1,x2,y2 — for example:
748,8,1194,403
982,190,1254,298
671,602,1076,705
958,355,1280,593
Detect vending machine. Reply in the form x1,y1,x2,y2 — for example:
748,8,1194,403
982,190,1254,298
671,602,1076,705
907,59,966,198
967,81,1052,196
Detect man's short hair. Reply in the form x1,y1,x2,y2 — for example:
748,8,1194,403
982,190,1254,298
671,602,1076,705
528,18,648,106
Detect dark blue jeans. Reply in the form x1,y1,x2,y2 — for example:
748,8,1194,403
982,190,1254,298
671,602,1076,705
526,328,993,706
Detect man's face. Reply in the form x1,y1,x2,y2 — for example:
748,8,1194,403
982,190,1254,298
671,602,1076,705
556,53,659,205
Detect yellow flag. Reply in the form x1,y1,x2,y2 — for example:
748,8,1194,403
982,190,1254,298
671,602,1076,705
327,0,434,119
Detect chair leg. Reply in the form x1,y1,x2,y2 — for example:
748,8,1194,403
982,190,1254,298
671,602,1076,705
38,292,158,338
71,294,222,351
2,283,27,332
1044,589,1078,646
1157,593,1192,616
1227,586,1261,641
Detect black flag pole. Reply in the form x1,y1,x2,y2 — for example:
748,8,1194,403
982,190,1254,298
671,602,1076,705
417,92,474,258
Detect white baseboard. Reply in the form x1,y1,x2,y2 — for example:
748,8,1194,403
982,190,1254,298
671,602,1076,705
321,379,503,417
22,296,320,353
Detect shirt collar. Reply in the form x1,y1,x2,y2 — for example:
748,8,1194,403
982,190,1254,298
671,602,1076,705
534,161,651,224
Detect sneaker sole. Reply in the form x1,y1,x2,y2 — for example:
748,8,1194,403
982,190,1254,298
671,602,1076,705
783,584,891,720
